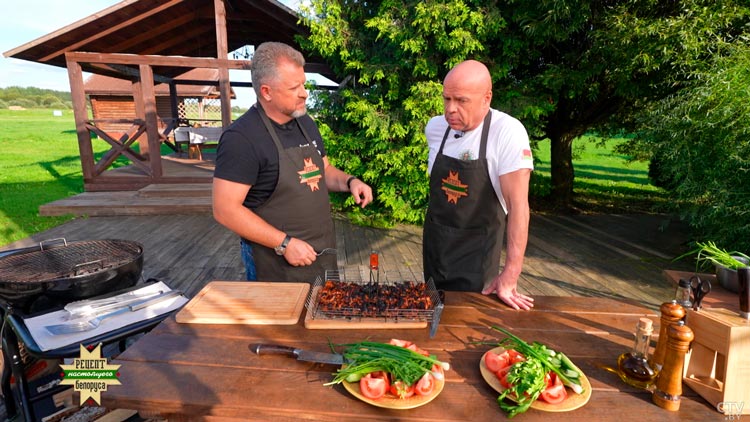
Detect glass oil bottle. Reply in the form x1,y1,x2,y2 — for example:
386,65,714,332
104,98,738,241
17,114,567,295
617,317,657,390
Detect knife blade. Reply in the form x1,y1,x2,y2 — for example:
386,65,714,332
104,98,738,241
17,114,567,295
250,343,346,366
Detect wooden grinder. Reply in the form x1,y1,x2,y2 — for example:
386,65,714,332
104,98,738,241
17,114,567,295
652,320,694,411
650,301,686,372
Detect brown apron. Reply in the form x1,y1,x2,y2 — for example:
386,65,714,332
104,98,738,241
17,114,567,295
250,104,336,282
423,111,505,291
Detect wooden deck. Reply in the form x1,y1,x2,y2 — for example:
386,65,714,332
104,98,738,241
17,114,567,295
7,153,698,311
1,211,694,312
39,154,215,216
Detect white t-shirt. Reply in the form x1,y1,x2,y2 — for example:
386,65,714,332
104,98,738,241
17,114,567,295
425,109,534,213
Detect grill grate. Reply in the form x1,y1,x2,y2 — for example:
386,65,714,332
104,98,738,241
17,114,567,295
0,240,142,283
305,268,441,323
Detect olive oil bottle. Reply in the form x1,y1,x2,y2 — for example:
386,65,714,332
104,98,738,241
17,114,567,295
617,317,657,390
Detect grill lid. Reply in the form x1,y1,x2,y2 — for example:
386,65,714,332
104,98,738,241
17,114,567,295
0,239,143,283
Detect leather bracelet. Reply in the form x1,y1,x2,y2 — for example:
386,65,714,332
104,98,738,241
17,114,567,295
346,176,357,190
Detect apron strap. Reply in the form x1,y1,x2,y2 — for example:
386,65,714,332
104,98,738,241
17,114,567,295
437,110,493,157
256,103,314,157
478,110,492,159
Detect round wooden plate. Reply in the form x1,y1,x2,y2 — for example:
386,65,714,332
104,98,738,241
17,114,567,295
342,374,445,409
479,347,592,412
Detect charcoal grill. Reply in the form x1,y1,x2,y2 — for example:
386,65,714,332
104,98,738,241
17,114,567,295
0,238,143,312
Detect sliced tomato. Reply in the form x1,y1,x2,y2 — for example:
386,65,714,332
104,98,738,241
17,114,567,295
506,349,526,364
406,343,430,356
360,373,388,400
414,372,435,396
431,363,445,380
540,372,567,404
389,338,413,348
495,365,514,389
485,351,511,373
370,371,390,391
389,380,415,398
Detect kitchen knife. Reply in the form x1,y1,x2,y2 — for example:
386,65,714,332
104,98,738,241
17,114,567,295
250,343,347,366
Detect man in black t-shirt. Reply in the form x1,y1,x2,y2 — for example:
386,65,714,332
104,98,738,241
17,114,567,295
213,42,373,282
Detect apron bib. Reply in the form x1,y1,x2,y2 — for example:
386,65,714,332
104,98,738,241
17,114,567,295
423,111,505,291
250,104,336,282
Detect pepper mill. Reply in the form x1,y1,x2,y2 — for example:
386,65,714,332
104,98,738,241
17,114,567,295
652,320,694,411
650,301,686,372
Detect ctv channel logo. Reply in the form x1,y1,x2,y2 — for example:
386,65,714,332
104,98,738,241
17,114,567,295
717,401,745,420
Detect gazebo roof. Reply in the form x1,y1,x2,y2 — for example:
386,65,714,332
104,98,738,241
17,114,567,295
3,0,333,81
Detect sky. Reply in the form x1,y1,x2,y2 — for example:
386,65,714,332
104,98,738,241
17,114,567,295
0,0,309,108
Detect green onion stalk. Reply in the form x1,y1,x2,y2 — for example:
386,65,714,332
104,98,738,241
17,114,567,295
675,241,750,271
324,341,450,386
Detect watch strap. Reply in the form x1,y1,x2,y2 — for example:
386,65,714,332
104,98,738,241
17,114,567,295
346,176,357,190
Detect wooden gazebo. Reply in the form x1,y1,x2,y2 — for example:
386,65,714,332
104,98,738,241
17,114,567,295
86,68,236,140
3,0,334,191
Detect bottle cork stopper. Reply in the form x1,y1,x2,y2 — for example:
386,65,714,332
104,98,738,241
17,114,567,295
638,317,653,333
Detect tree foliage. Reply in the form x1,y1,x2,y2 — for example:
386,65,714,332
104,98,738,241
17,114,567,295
0,86,72,109
299,0,750,221
623,43,750,252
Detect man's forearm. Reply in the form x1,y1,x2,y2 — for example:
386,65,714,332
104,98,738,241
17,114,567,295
503,204,530,278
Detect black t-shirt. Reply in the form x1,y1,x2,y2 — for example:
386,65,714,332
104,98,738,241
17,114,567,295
213,105,327,209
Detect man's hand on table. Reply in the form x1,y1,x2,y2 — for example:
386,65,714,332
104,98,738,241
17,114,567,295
482,272,534,310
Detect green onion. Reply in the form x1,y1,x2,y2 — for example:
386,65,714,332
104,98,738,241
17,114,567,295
324,341,449,386
675,241,750,271
491,326,584,395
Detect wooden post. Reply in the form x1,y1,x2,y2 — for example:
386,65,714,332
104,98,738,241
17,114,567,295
214,0,232,128
169,80,179,123
140,64,162,177
65,55,95,182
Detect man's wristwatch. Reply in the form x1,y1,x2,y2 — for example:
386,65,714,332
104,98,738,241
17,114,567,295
274,234,292,256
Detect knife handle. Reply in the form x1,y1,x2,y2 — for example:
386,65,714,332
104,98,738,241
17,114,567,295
251,344,298,357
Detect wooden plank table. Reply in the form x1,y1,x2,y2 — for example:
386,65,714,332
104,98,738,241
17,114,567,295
103,292,721,421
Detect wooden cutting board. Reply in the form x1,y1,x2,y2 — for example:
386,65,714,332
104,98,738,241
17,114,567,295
175,281,310,325
303,285,428,329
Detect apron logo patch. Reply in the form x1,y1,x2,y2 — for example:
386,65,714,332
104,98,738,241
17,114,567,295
298,157,322,191
441,171,468,204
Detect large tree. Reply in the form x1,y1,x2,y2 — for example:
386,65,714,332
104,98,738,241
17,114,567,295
300,0,750,218
623,43,750,251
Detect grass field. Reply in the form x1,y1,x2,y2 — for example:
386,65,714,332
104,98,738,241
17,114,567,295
0,109,668,248
0,109,115,247
531,137,668,213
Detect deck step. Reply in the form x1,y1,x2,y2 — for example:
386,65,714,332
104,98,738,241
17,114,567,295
39,191,211,216
138,183,212,198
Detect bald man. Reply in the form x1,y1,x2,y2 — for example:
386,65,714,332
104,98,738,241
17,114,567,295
423,60,534,310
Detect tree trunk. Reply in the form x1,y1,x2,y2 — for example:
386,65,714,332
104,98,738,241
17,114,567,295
550,133,575,208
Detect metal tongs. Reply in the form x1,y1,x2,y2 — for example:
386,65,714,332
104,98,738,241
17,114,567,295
46,290,183,335
63,289,171,320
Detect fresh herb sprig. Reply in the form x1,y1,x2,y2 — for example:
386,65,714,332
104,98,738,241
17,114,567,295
498,357,548,417
675,241,750,271
325,341,449,386
491,326,584,395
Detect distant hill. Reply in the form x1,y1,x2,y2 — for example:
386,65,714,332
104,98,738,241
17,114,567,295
0,86,72,109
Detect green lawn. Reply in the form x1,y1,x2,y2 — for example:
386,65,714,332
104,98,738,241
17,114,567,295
530,136,669,213
0,109,114,247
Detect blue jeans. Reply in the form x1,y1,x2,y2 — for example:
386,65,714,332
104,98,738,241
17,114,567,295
240,240,257,281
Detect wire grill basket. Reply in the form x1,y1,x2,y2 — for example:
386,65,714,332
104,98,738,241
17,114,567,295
305,268,442,323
